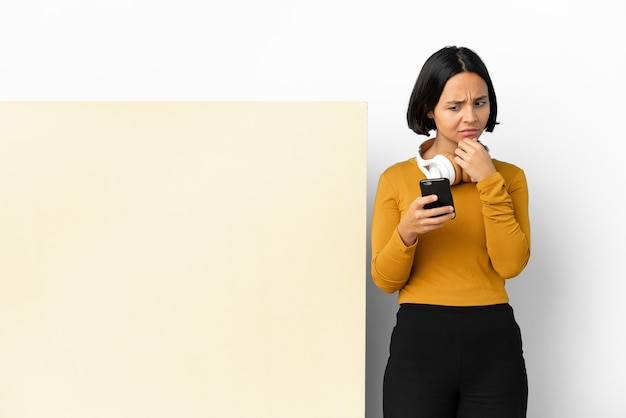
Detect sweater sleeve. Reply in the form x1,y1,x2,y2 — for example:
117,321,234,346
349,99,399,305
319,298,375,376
477,169,531,278
370,172,417,293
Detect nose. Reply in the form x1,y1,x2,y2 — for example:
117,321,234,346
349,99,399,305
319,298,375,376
463,106,478,122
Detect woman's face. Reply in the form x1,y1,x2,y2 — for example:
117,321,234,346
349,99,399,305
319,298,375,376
428,71,490,147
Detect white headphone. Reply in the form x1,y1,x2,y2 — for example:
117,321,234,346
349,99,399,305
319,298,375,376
416,139,466,185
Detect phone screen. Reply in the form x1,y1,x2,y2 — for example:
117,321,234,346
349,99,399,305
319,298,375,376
419,178,455,213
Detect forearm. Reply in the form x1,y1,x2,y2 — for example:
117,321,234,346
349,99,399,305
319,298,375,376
371,229,416,293
478,171,531,278
483,210,530,278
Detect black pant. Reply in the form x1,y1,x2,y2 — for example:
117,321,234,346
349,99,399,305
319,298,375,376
383,303,528,418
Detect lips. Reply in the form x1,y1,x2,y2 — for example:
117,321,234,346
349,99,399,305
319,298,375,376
459,129,479,137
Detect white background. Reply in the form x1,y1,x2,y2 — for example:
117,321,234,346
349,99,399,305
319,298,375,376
1,1,624,416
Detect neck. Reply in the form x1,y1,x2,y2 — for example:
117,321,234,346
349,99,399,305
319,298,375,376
420,138,456,159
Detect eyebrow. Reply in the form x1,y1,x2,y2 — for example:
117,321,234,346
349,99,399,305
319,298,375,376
445,95,488,105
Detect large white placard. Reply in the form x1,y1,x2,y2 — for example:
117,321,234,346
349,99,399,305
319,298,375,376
0,102,367,418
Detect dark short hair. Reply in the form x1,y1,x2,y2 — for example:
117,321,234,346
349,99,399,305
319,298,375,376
407,46,498,136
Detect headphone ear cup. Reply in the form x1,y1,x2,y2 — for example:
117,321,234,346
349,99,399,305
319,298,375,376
440,153,473,185
433,154,458,185
417,138,472,184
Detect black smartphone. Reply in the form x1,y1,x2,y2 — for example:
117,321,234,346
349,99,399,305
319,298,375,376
419,178,455,215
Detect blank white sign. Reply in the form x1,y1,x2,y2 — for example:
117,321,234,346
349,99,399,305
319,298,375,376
0,102,367,418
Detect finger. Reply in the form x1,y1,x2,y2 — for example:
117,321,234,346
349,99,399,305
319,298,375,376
424,205,455,219
459,138,480,151
456,140,473,154
415,194,438,209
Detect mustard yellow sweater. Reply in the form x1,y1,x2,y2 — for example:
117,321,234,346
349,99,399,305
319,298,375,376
371,157,530,306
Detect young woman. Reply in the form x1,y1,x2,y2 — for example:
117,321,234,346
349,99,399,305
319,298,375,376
371,46,531,417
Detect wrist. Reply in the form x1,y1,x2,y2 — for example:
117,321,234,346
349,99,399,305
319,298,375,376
397,226,417,247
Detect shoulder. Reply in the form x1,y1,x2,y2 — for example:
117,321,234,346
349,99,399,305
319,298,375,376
380,158,421,179
493,159,525,177
375,158,421,206
492,159,528,187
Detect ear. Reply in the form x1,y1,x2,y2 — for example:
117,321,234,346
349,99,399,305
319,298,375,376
423,104,433,119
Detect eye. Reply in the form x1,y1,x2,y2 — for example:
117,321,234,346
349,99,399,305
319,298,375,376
448,105,460,111
475,100,487,107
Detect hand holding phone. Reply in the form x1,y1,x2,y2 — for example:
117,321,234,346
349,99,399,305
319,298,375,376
419,178,455,216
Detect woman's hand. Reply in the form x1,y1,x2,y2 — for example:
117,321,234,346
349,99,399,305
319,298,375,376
397,195,455,246
454,138,496,182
